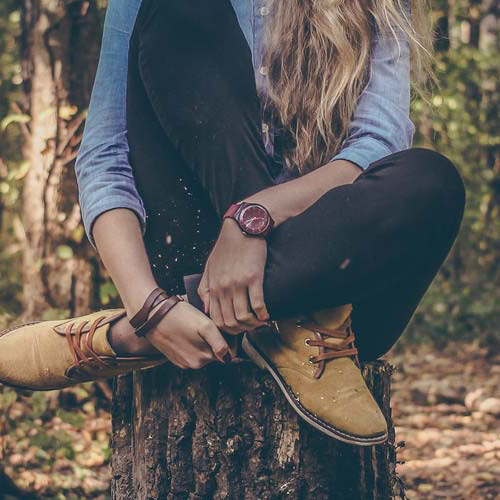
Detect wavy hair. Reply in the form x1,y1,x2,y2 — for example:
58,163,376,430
262,0,433,174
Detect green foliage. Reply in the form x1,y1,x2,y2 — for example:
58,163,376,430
0,113,29,131
56,245,74,260
56,408,86,430
0,0,23,167
0,388,17,409
0,230,23,324
404,35,500,344
99,281,119,305
41,308,71,321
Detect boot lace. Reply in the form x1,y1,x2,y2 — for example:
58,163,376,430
64,316,112,374
297,316,359,379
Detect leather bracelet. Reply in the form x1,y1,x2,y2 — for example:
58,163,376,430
130,287,169,330
134,295,184,337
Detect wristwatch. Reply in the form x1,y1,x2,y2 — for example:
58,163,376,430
223,202,275,238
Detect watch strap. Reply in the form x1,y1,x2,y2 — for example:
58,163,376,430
223,202,274,237
223,202,243,220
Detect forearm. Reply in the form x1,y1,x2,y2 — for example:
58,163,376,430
243,159,362,226
93,208,157,318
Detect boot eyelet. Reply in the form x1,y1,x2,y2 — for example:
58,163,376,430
304,338,311,346
308,355,316,364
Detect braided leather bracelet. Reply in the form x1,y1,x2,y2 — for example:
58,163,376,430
130,287,184,337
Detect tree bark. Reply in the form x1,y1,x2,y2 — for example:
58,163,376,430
111,360,396,500
19,0,101,318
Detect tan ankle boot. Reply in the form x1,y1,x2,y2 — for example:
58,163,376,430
0,308,166,391
242,304,388,445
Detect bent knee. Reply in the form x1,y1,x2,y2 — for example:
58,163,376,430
401,148,466,219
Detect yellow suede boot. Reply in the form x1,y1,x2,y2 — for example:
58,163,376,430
0,308,166,391
242,304,388,445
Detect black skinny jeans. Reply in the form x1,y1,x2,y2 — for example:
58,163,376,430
126,0,466,361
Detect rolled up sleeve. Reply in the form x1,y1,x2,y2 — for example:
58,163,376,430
330,19,415,170
75,0,146,250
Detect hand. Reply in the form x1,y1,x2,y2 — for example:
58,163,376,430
198,219,270,334
144,300,230,369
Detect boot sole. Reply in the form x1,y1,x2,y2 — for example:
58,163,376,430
0,362,164,393
242,333,388,446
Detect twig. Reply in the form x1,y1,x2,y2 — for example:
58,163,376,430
11,101,31,141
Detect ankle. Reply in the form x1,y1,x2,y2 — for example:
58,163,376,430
108,316,158,356
109,292,188,356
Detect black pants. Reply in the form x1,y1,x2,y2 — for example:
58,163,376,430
126,0,465,361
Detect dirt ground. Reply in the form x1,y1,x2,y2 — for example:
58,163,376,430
1,342,500,499
389,343,500,500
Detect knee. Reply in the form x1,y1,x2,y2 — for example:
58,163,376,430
401,148,466,223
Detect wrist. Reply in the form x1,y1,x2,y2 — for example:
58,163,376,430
122,280,160,320
129,287,184,338
241,189,288,227
143,297,182,341
221,217,258,242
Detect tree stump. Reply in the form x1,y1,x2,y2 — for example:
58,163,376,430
111,360,396,500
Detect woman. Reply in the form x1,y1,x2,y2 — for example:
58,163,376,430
0,0,465,445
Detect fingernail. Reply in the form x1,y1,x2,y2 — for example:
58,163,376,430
223,352,232,365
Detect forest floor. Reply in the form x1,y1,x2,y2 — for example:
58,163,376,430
1,342,500,499
389,342,500,500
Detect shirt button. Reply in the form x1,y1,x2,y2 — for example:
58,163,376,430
259,6,270,16
262,123,269,134
259,66,268,76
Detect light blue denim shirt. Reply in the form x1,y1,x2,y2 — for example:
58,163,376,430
75,0,414,249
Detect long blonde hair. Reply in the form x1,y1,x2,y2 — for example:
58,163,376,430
262,0,433,174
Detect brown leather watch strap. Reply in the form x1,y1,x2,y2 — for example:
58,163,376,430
130,287,169,329
134,295,184,338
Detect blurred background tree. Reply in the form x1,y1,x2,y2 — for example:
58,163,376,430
18,0,101,318
0,0,118,327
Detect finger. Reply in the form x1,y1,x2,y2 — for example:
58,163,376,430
219,288,239,332
198,319,230,364
165,346,192,369
145,333,187,369
198,268,210,314
233,287,267,329
176,334,215,369
209,295,225,331
186,352,216,370
210,294,240,335
248,278,270,321
168,355,189,370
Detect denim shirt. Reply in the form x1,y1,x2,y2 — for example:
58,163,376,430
75,0,414,249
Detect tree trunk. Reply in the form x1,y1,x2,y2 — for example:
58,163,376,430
19,0,101,318
111,360,396,500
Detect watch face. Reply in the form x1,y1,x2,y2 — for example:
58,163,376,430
238,204,270,235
